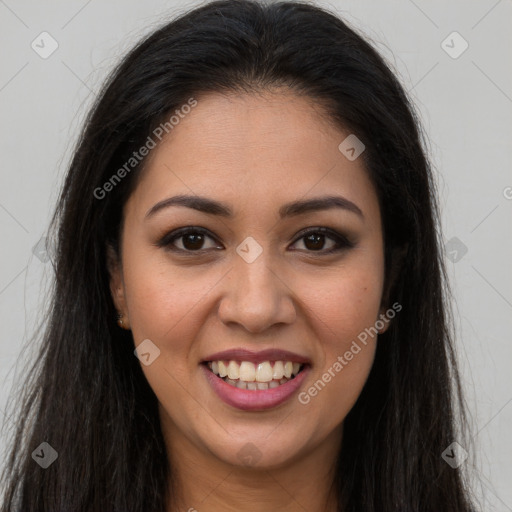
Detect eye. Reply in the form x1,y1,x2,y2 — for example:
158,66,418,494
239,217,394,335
157,226,354,255
290,227,354,254
156,227,221,252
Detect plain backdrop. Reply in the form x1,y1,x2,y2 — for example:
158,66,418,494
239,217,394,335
0,0,511,509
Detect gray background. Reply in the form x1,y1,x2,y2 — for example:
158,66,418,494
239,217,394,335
0,0,511,509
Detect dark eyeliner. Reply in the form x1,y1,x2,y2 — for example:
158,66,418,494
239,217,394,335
155,226,355,254
155,226,220,251
291,227,355,254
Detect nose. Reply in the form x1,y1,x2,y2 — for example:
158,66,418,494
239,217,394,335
217,246,297,334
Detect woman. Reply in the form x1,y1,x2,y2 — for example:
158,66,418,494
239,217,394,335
0,0,478,510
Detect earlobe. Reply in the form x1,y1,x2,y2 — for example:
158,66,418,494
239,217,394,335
376,307,391,334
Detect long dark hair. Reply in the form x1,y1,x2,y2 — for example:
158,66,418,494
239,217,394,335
0,1,478,510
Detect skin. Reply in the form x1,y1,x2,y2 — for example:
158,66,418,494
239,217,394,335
109,88,390,512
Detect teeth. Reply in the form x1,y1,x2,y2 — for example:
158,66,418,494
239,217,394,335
272,361,284,380
256,362,273,382
209,360,303,381
206,359,305,389
227,361,239,380
239,361,256,382
218,361,228,378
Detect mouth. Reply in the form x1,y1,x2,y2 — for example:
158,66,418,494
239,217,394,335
202,360,306,390
200,348,311,411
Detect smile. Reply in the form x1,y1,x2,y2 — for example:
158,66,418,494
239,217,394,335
205,360,304,390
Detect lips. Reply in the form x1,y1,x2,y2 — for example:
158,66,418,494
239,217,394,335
200,348,311,411
201,348,311,366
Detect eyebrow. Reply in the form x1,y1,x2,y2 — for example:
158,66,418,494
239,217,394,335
145,194,363,220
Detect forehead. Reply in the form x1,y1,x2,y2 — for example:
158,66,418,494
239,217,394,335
125,89,380,224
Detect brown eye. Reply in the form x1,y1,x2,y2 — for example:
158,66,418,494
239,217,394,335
157,226,354,255
181,232,206,250
302,232,330,251
157,227,221,252
290,228,354,254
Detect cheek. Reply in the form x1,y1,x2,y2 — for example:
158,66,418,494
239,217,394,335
294,253,384,351
292,255,383,427
314,276,382,337
121,247,216,366
121,252,217,418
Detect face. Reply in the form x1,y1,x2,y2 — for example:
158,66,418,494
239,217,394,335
109,89,388,471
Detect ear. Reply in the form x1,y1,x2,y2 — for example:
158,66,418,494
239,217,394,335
107,244,130,329
376,305,393,334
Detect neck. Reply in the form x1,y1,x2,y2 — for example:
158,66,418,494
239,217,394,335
161,415,342,512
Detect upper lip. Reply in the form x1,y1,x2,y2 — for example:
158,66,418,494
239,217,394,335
201,348,311,365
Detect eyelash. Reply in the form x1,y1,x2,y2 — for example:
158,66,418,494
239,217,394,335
156,226,355,255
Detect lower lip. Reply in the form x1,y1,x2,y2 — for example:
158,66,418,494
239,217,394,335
201,364,310,411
